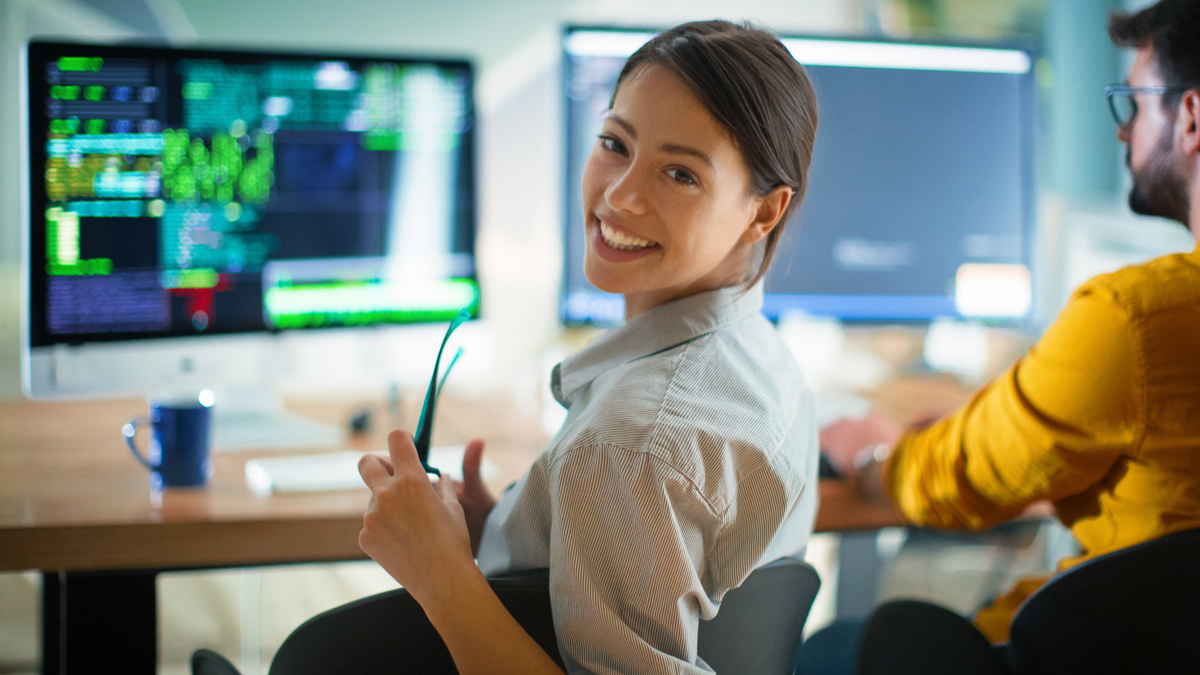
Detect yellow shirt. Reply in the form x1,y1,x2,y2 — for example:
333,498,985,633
886,244,1200,643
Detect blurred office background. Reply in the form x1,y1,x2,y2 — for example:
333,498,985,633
1,0,1193,673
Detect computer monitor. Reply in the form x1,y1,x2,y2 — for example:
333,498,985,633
561,28,1036,325
22,40,478,404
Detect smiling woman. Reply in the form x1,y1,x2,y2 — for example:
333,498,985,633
583,25,817,318
357,20,821,675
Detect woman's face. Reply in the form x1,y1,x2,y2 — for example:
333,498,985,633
580,64,788,318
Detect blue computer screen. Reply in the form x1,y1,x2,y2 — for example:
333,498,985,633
562,30,1036,324
26,41,478,348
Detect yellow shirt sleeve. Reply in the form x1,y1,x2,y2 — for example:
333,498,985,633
887,284,1142,531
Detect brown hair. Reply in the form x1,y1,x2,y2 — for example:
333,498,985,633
1109,0,1200,109
612,21,819,288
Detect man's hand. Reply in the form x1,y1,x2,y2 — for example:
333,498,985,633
819,411,903,478
358,430,477,604
455,438,497,556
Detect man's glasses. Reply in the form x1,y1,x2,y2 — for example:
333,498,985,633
413,307,472,477
1105,85,1188,126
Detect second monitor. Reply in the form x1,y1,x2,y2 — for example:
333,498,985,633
562,29,1036,325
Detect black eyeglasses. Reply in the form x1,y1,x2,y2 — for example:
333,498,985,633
1105,85,1189,126
413,307,471,476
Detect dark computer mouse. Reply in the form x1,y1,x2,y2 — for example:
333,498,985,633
818,452,843,479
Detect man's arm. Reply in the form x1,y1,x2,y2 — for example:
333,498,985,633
824,284,1140,529
886,286,1139,530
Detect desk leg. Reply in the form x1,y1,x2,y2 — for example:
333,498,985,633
42,570,158,675
835,532,881,620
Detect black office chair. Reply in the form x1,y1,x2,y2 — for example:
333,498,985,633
857,526,1200,675
1004,525,1200,674
193,556,820,675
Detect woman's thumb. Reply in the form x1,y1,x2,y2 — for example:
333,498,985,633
462,439,485,483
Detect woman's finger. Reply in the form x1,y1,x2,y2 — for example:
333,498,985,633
386,429,425,476
436,475,459,506
462,439,484,481
377,455,395,476
358,453,392,491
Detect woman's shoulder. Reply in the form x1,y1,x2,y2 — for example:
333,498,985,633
584,316,805,431
551,318,812,504
662,315,808,426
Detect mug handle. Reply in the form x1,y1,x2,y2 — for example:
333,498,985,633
123,416,156,471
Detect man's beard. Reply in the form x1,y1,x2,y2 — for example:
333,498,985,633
1127,124,1190,227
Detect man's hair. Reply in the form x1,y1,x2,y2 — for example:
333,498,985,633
1109,0,1200,107
612,21,819,289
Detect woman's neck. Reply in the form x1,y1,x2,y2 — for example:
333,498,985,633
624,271,745,320
623,241,757,320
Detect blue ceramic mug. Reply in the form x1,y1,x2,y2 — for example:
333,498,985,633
123,391,214,490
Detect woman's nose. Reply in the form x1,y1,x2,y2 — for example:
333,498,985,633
605,164,649,214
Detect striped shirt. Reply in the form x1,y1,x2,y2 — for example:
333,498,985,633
477,284,818,674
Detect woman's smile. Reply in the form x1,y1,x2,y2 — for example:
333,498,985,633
591,216,661,262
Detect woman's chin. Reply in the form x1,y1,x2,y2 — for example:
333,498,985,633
584,256,640,296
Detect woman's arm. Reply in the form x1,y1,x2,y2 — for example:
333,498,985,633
358,431,564,675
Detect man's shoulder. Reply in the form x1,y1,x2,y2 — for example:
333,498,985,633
1076,249,1200,318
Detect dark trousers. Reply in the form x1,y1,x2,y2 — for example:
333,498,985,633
796,600,1008,675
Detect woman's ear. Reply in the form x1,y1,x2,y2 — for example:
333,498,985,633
742,185,793,244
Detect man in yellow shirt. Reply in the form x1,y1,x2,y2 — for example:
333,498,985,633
813,0,1200,669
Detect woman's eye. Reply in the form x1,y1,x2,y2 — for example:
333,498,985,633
599,135,627,154
667,168,696,185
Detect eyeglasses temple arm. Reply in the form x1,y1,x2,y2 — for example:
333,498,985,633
413,308,472,472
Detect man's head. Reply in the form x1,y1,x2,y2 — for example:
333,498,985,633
1109,0,1200,230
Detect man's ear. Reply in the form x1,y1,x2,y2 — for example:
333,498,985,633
742,185,793,244
1180,90,1200,155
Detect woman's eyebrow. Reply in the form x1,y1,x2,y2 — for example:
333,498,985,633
660,142,713,169
608,114,637,138
607,114,713,168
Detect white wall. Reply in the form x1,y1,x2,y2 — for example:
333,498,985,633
0,0,863,400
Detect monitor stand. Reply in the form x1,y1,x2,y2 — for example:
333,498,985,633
210,387,344,452
38,333,346,452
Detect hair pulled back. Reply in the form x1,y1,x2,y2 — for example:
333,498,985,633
612,21,819,288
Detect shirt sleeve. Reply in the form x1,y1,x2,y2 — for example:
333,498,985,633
547,443,723,675
886,284,1142,531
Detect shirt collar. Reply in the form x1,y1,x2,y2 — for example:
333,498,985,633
551,284,764,407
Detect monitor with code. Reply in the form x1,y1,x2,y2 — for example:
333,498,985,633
25,41,478,350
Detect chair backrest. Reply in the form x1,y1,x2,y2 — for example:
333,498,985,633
192,648,242,675
699,556,822,675
262,557,818,675
1006,526,1200,675
267,569,560,675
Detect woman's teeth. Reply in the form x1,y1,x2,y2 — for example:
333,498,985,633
600,222,655,250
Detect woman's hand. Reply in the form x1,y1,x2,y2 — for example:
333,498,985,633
358,430,478,604
455,439,497,556
358,432,565,675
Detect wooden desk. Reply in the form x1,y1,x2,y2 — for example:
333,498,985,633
0,395,902,673
0,395,548,573
0,397,901,574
